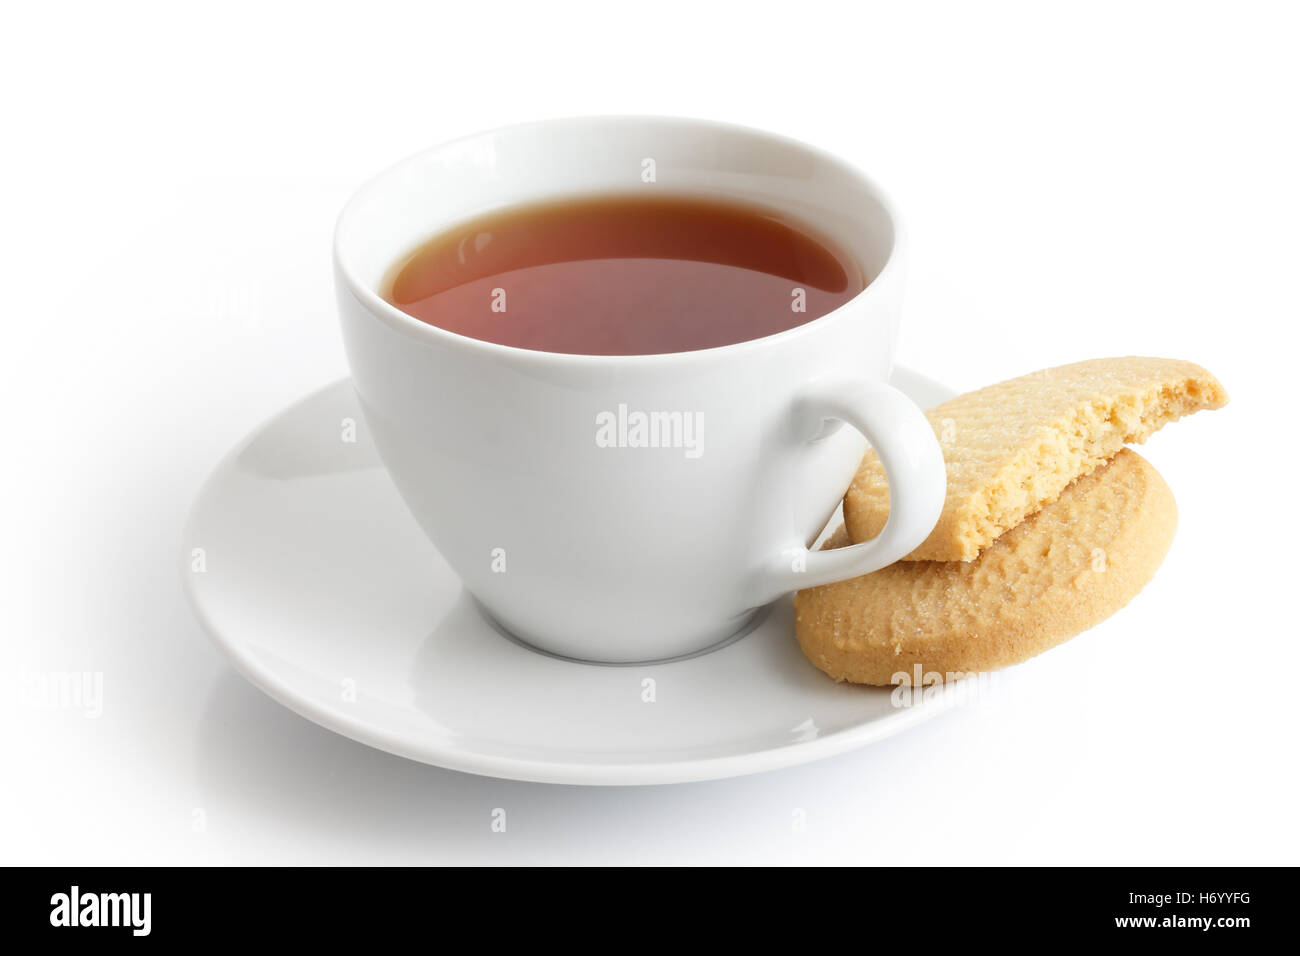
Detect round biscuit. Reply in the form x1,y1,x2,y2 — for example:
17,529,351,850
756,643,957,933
795,449,1177,684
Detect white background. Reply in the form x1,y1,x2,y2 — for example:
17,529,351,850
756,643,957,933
4,1,1297,864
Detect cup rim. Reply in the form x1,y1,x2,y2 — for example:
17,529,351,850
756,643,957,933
333,114,904,366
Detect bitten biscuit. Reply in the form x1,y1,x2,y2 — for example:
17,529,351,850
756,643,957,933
844,357,1225,562
795,450,1176,685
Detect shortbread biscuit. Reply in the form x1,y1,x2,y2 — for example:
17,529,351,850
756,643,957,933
795,449,1176,684
845,357,1225,561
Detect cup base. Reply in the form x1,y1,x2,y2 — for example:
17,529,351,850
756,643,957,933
472,598,773,667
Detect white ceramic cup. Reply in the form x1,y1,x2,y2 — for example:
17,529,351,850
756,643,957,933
335,116,946,663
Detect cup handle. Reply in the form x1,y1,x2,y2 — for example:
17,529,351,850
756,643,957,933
754,378,947,603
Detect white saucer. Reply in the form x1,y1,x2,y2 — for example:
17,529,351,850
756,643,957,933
183,367,958,785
